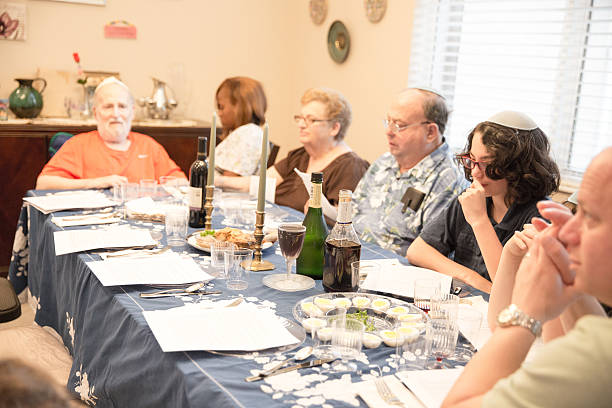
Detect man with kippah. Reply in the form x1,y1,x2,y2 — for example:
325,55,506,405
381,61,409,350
352,87,467,256
36,77,186,190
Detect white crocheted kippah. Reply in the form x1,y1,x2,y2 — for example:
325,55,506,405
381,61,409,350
94,76,129,94
487,111,538,130
411,85,446,100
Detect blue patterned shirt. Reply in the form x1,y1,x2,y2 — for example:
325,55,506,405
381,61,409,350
352,143,468,256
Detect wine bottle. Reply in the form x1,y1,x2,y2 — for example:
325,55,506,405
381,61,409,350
188,136,208,228
323,189,361,292
296,172,328,279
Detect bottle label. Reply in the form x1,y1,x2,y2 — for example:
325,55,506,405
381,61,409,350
309,182,322,208
188,186,203,210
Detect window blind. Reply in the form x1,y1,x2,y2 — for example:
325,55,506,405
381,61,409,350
408,0,612,186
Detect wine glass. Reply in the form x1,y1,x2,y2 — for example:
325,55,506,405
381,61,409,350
262,223,315,291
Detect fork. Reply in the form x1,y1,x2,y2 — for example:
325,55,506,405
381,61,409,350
106,246,170,258
375,377,404,406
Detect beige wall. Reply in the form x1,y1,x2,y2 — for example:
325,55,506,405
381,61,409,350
0,0,415,162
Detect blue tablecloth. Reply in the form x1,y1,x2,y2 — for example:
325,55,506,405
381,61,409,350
12,191,486,407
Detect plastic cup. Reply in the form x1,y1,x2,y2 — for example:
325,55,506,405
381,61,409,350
351,260,380,287
164,204,188,247
210,241,236,279
226,248,253,290
414,279,440,313
139,179,157,198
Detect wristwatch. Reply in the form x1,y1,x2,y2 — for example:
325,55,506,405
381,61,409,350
497,304,542,337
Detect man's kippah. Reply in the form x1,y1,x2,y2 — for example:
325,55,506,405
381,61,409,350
487,111,538,131
411,86,446,100
94,76,129,95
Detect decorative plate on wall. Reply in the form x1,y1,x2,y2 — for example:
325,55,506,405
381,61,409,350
309,0,327,25
364,0,387,23
327,20,350,64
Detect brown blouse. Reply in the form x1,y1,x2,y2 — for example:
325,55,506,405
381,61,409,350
274,147,370,213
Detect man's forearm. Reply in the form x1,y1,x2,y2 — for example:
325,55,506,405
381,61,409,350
36,175,93,190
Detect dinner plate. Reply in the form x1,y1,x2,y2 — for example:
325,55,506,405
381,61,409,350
186,231,275,253
206,317,306,357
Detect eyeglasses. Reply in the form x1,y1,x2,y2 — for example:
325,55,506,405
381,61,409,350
293,115,332,127
383,119,431,135
457,155,490,171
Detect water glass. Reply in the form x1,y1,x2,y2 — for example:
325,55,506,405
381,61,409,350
454,306,483,361
226,248,253,290
414,279,440,313
139,179,157,198
312,314,336,359
210,241,236,279
396,322,430,372
427,293,459,369
112,182,126,218
125,182,140,201
330,310,364,372
159,175,178,199
164,204,188,247
351,260,380,287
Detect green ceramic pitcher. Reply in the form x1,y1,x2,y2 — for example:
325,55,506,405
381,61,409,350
9,78,47,118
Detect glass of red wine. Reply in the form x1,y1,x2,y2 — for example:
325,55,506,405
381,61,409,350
262,223,315,292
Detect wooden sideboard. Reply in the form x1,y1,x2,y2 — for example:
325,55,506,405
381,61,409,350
0,120,212,273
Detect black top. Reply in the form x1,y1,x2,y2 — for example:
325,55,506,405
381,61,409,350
419,196,542,281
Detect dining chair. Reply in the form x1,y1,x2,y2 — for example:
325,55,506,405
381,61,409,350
267,141,280,168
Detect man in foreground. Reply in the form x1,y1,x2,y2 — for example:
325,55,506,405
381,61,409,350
443,147,612,407
36,77,185,190
352,88,467,255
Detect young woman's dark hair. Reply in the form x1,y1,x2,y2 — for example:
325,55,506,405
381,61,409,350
458,122,560,206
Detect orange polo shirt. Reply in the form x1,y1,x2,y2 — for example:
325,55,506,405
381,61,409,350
40,130,186,182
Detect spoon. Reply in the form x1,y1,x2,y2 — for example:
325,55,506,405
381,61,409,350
261,346,314,376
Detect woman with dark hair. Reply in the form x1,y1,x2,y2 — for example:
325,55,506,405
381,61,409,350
407,111,560,293
214,76,267,176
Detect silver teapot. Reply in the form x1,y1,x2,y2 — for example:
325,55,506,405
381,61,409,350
138,77,178,120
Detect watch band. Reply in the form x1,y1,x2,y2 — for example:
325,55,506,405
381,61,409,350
497,304,542,338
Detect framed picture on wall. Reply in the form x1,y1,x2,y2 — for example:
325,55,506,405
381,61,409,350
41,0,106,5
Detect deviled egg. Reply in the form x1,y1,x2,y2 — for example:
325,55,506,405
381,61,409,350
313,297,335,313
398,313,422,323
362,333,382,349
332,297,352,309
396,326,420,343
370,298,391,313
302,317,326,334
301,302,324,317
316,327,334,341
351,296,371,309
386,305,409,318
379,329,403,347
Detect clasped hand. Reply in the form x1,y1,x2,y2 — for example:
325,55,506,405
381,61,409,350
458,180,488,226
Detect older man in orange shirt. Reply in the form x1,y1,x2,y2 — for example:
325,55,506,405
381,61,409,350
36,77,186,190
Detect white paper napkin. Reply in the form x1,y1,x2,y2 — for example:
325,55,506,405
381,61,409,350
355,375,424,408
396,368,464,408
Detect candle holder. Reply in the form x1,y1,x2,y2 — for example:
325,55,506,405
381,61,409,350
204,185,214,231
246,210,275,271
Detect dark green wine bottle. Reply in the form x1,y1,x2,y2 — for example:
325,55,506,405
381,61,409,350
296,172,328,279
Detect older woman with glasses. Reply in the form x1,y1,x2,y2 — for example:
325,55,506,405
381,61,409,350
406,111,560,293
218,87,369,216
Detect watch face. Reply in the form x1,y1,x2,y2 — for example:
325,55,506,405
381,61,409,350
498,306,515,325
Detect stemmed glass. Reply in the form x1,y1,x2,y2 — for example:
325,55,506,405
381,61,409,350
262,223,314,291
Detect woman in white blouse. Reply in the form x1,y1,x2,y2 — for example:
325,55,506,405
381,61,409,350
214,77,267,176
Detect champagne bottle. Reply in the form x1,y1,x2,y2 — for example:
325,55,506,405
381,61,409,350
323,189,361,292
296,172,328,279
188,136,208,228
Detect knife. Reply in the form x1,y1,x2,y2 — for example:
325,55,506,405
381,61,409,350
139,290,221,298
245,358,335,382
